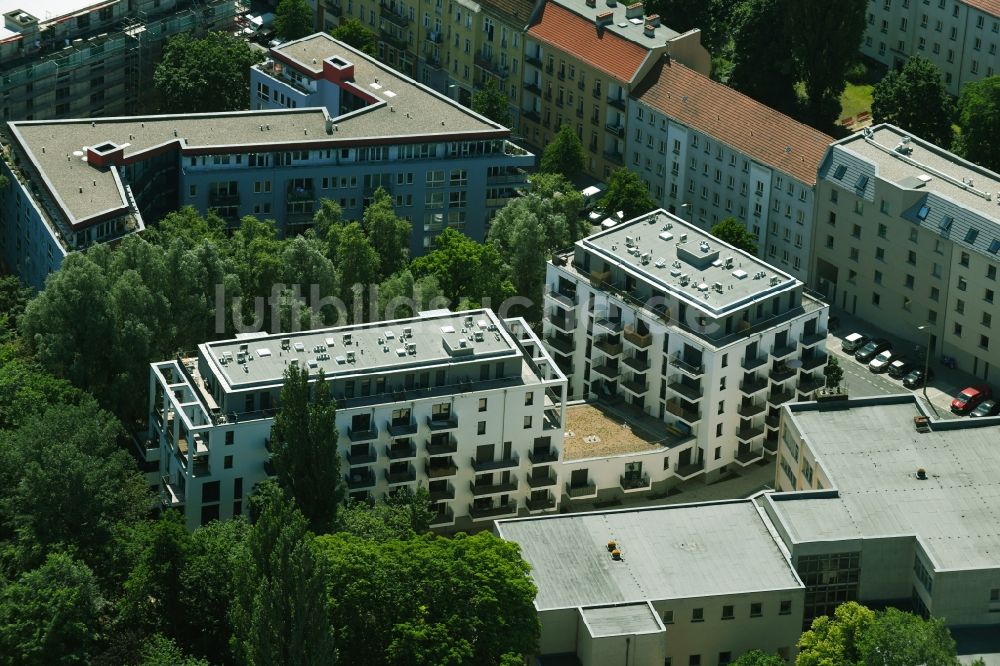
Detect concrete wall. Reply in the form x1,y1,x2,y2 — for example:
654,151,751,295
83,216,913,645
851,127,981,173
577,628,666,666
0,160,66,290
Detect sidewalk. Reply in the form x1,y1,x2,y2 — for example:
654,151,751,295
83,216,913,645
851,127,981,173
828,305,976,418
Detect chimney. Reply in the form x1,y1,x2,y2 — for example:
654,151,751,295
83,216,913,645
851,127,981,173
644,23,655,37
625,2,643,18
605,0,616,7
645,13,660,26
596,10,613,26
586,0,596,7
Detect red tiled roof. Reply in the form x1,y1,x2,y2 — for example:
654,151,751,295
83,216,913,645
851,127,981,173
965,0,1000,18
527,2,651,83
632,58,833,185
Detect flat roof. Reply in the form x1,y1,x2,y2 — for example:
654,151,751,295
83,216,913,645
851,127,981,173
202,309,522,391
0,0,113,39
563,402,690,461
580,603,663,637
581,210,800,317
825,124,1000,260
496,500,803,611
770,396,1000,571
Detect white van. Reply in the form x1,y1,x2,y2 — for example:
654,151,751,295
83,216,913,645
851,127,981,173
580,183,606,211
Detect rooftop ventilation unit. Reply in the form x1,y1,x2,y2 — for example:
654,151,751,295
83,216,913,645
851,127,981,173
343,333,352,345
293,342,305,352
346,351,356,362
699,241,710,253
406,342,417,355
769,276,781,286
239,343,248,354
658,231,674,242
724,256,734,268
712,282,723,292
679,233,688,243
679,274,690,286
625,235,635,247
654,257,667,268
281,338,290,350
640,252,652,265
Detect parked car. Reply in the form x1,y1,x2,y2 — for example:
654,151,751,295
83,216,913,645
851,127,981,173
951,385,993,415
855,338,891,364
842,332,869,353
902,368,934,389
970,399,1000,418
868,349,898,373
888,358,913,378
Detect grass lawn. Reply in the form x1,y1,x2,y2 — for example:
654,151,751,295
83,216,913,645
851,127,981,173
840,82,874,121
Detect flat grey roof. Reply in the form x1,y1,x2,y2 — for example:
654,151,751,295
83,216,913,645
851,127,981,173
202,309,522,391
582,210,800,317
771,396,1000,571
496,500,803,611
580,603,663,637
0,0,111,38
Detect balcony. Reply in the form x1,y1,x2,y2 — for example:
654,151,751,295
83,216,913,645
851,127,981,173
545,287,576,309
426,415,458,432
544,334,574,356
430,508,455,527
346,469,376,489
665,400,701,424
425,435,457,455
527,470,557,488
424,30,442,43
591,361,619,380
345,447,377,466
428,484,455,501
769,364,797,382
208,192,239,206
738,401,766,418
526,494,557,512
741,354,768,371
735,445,764,466
667,380,702,401
565,481,597,498
605,122,624,137
623,325,652,348
594,338,623,357
348,425,379,442
161,477,185,507
546,311,576,333
765,413,781,429
379,4,409,27
474,52,508,78
593,316,623,334
798,375,826,395
671,353,704,378
603,150,624,165
623,354,650,372
589,268,611,285
525,54,542,68
286,187,315,202
470,479,518,496
771,341,798,360
607,96,626,110
471,455,520,472
385,441,416,460
740,375,768,395
768,388,795,406
675,460,705,480
620,473,651,492
800,329,827,347
801,353,828,371
469,502,519,521
737,424,766,442
523,81,541,95
384,465,416,485
621,377,649,396
387,419,418,437
425,460,458,478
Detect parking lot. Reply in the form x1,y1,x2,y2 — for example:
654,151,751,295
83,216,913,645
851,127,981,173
827,307,986,419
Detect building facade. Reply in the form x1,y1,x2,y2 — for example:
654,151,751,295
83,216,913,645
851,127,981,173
0,0,240,122
811,123,1000,381
1,34,532,288
148,308,567,532
862,0,1000,96
521,0,710,180
542,209,830,493
628,57,832,283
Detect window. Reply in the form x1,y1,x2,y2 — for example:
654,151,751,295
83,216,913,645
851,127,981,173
956,299,965,315
225,431,235,445
983,312,992,328
525,392,534,406
719,653,732,666
874,270,883,284
986,289,995,303
477,421,486,435
691,608,704,622
954,322,963,337
479,398,487,412
689,657,701,666
780,600,792,615
714,446,722,460
930,286,940,301
873,292,881,306
981,335,990,350
852,224,862,239
875,247,885,261
878,224,887,239
750,602,763,618
905,274,915,288
851,248,860,261
958,276,968,291
961,251,970,267
722,605,734,620
988,264,998,279
663,610,674,624
523,415,532,429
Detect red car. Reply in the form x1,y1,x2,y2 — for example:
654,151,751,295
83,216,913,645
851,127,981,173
951,385,992,415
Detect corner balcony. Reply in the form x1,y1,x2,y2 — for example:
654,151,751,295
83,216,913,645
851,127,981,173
741,353,768,371
544,286,577,310
471,454,520,472
768,388,796,406
667,380,703,402
623,325,652,348
771,341,798,360
527,469,558,488
619,473,651,493
470,479,518,496
379,4,409,27
426,415,459,432
430,508,455,527
738,401,766,418
670,353,704,378
384,465,417,485
528,447,559,464
765,413,782,430
426,435,457,455
605,122,624,137
740,375,768,395
425,459,458,478
665,400,701,425
348,425,379,442
675,459,705,480
469,502,519,521
800,328,827,348
526,492,557,513
735,444,765,467
161,476,185,508
801,352,829,371
594,337,623,357
623,354,650,372
545,310,576,333
544,334,574,356
593,316,623,334
768,364,797,383
346,469,377,489
565,481,597,499
621,377,649,396
736,423,766,442
591,361,619,380
798,374,826,395
385,441,416,460
525,54,542,68
345,447,377,466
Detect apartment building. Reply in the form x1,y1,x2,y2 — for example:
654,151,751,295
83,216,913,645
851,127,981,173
521,0,710,180
811,123,1000,380
542,209,829,493
0,34,532,289
628,57,832,283
0,0,239,122
148,308,567,531
766,394,1000,628
496,500,806,665
862,0,1000,96
330,0,535,129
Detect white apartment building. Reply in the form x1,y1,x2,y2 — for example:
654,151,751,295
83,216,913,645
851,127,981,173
542,210,830,493
766,394,1000,629
811,123,1000,381
147,308,566,531
496,500,806,666
862,0,1000,96
628,57,833,283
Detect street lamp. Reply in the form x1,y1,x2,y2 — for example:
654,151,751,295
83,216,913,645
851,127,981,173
917,324,933,408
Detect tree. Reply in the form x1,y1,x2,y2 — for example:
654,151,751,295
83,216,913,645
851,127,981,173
0,275,32,339
797,602,876,666
340,487,435,542
0,355,91,430
274,0,314,40
599,168,657,221
787,0,868,128
376,270,445,322
956,75,1000,172
539,124,586,179
0,552,104,665
270,364,344,533
729,0,798,115
153,32,263,113
641,0,732,52
140,635,209,666
732,650,786,666
150,206,226,248
411,228,515,309
872,56,954,146
331,18,377,56
710,217,758,254
528,172,588,241
824,356,844,388
472,77,512,127
363,187,412,279
231,486,336,666
335,222,381,320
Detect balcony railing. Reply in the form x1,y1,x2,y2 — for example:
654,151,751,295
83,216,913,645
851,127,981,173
384,466,416,485
474,52,508,77
603,150,624,165
526,494,556,512
523,81,541,95
740,376,768,394
665,400,700,424
605,123,624,136
385,442,416,460
348,425,379,442
768,388,795,406
161,476,185,507
425,30,442,44
428,484,455,501
387,419,419,437
544,287,576,309
426,415,458,432
741,354,768,371
528,448,559,464
769,364,797,382
771,342,798,359
430,508,455,526
738,401,766,418
426,436,458,455
208,192,239,206
623,325,652,348
765,413,781,429
620,473,651,492
471,455,519,472
671,353,704,377
667,380,702,401
469,502,518,520
425,460,458,478
345,448,377,466
525,54,542,68
800,329,827,347
379,4,409,27
623,354,650,372
675,460,705,480
737,424,766,441
621,377,649,395
801,353,828,371
591,361,619,379
798,375,826,395
735,446,764,466
594,338,623,357
286,187,315,202
593,316,623,333
527,471,557,488
546,311,576,332
565,481,597,498
470,479,518,496
346,469,376,489
544,335,574,356
607,96,626,110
